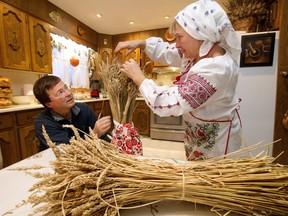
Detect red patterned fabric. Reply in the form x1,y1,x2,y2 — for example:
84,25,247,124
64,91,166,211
178,74,216,109
111,123,143,156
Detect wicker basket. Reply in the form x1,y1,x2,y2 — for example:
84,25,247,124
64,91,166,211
233,17,257,32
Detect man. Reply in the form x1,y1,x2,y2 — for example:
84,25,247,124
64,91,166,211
33,75,111,151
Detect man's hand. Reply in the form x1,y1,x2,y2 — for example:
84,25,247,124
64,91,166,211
93,116,111,137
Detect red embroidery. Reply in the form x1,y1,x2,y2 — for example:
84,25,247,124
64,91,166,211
112,123,143,156
178,74,216,109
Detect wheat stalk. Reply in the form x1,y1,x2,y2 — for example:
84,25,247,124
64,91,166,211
12,125,288,216
99,58,146,124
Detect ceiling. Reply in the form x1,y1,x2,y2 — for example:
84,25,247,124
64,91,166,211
47,0,202,35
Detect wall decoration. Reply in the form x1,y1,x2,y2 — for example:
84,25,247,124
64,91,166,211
77,25,85,36
49,11,61,23
240,32,275,67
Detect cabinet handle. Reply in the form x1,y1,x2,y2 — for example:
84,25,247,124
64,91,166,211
281,71,288,77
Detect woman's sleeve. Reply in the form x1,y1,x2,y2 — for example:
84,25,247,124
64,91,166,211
139,59,233,118
139,78,190,117
144,37,182,67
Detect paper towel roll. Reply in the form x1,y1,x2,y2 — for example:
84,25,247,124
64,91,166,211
23,84,34,96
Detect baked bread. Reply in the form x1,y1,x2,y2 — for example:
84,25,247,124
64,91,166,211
0,98,12,108
0,87,12,98
0,77,12,107
0,76,11,88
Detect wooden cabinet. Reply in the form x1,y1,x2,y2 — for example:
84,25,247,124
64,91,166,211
0,2,52,73
0,113,21,168
99,48,113,65
132,100,150,136
16,109,42,160
114,48,141,64
18,125,39,159
0,3,31,70
0,99,147,168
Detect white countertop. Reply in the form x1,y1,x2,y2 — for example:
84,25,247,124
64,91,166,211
0,98,145,114
0,139,222,216
0,98,108,114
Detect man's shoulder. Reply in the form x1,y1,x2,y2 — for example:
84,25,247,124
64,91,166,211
34,109,53,124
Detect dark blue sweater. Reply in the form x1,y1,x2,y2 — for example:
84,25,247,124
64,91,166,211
35,102,110,151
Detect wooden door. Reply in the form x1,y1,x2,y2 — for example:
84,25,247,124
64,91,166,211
273,0,288,164
132,101,150,135
0,130,20,168
0,2,31,70
99,48,113,64
18,125,39,159
28,16,52,73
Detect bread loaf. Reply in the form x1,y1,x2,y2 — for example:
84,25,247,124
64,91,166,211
0,76,12,107
0,76,11,88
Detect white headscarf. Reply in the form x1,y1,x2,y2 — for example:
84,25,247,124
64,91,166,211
175,0,241,63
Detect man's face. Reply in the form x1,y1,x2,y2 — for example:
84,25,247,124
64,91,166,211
45,81,75,112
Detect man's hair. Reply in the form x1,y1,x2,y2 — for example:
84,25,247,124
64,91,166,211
33,75,61,107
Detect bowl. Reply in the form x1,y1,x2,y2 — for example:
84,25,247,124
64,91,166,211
11,95,36,105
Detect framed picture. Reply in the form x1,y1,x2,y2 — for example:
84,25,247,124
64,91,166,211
240,32,276,67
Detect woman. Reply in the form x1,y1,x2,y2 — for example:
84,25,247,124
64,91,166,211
114,0,242,160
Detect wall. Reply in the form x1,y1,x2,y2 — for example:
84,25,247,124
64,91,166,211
0,70,39,96
237,31,279,156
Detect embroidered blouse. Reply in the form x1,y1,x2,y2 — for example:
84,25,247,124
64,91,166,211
139,37,242,160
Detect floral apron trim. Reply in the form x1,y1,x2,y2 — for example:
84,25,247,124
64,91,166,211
184,112,233,161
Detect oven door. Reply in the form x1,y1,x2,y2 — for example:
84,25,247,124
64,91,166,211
150,113,185,130
150,112,185,142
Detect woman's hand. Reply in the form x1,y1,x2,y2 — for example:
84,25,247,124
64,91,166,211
114,40,146,56
121,59,146,87
93,116,111,137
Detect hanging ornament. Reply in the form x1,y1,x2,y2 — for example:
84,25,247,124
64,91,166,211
70,56,79,67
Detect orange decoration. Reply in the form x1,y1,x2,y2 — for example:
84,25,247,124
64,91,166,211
70,57,79,67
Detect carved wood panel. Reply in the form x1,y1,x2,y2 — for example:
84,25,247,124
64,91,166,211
99,48,112,65
28,16,52,73
18,125,39,159
132,101,150,135
0,2,31,70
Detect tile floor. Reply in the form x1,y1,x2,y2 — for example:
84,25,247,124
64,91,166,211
140,136,186,161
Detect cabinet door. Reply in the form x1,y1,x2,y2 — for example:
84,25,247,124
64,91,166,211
132,101,150,135
94,100,113,132
94,100,105,116
113,48,141,64
0,130,20,168
28,16,52,73
18,125,39,159
99,48,112,65
0,3,30,70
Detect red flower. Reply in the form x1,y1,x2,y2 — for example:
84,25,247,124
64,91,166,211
126,139,133,149
193,151,203,158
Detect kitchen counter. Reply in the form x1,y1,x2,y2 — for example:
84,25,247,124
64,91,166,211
0,98,109,113
0,139,224,216
0,97,145,114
